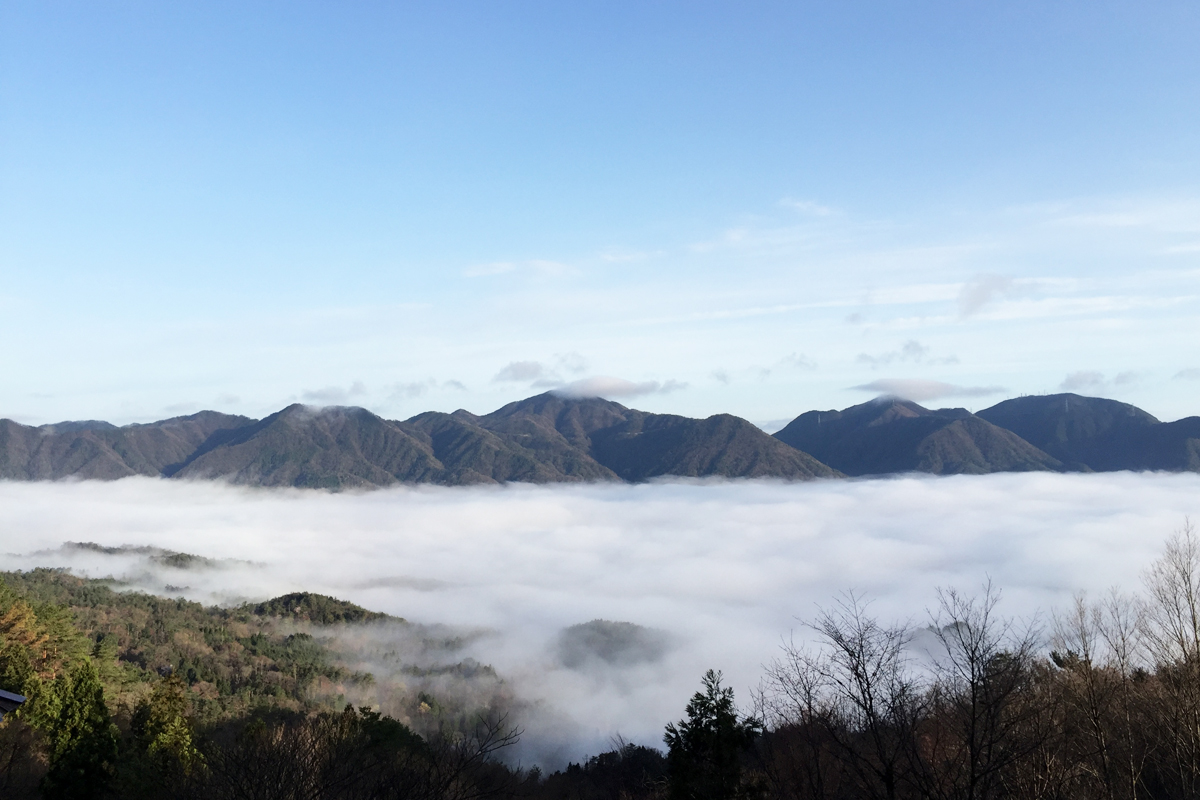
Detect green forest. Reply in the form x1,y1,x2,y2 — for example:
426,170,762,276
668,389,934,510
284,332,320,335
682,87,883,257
7,527,1200,799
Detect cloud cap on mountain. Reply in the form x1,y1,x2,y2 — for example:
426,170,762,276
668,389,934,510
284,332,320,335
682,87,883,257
552,376,686,399
850,379,1007,403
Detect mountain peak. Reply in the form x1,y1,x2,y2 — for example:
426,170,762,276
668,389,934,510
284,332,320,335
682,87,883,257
486,391,630,418
978,393,1164,470
774,398,1060,476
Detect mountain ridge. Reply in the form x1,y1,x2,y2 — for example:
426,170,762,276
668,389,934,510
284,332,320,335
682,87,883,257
772,397,1065,476
1,392,1197,488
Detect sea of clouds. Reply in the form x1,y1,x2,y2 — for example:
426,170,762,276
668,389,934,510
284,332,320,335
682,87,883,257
0,473,1196,766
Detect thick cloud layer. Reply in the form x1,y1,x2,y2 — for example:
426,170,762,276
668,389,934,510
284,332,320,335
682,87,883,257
0,474,1196,765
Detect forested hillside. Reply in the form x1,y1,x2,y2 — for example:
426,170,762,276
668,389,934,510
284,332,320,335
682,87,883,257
10,528,1200,798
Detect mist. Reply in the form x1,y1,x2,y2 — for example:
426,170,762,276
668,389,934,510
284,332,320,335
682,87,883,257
0,473,1196,766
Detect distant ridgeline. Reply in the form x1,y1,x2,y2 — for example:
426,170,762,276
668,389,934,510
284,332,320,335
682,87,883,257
0,392,1197,488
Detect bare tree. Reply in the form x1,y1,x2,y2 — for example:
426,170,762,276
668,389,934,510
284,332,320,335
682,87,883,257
759,593,921,800
921,581,1042,800
758,642,838,800
1141,519,1200,797
1095,589,1148,799
1052,593,1122,799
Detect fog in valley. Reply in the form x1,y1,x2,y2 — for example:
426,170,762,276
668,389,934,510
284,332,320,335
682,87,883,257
0,473,1196,767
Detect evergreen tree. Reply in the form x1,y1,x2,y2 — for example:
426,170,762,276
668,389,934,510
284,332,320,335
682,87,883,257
41,660,118,800
133,675,203,772
115,675,205,798
664,669,762,800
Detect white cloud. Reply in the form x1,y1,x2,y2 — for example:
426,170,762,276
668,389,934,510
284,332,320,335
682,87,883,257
302,381,367,405
552,376,687,399
494,355,591,391
778,352,817,370
849,379,1006,403
388,381,432,400
163,402,198,414
386,379,469,401
493,361,546,382
958,274,1014,318
1174,368,1200,381
856,340,958,369
1114,371,1139,386
555,352,589,375
1059,371,1105,392
0,475,1197,767
1059,370,1140,392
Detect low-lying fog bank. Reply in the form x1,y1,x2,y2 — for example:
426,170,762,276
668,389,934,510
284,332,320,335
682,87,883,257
0,473,1196,767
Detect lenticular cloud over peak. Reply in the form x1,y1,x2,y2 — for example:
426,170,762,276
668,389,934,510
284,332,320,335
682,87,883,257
0,473,1196,765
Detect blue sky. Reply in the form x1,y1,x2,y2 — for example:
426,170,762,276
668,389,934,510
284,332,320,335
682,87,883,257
2,1,1198,426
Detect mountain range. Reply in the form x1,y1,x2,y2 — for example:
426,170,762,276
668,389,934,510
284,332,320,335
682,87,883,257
1,392,1196,488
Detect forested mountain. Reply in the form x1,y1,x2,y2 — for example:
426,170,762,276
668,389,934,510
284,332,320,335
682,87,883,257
0,412,254,481
977,393,1200,472
171,405,446,488
0,394,838,488
472,393,836,482
771,397,1064,476
1,391,1198,488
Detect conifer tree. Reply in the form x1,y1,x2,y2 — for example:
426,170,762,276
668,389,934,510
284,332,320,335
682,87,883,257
41,660,118,800
664,669,762,800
